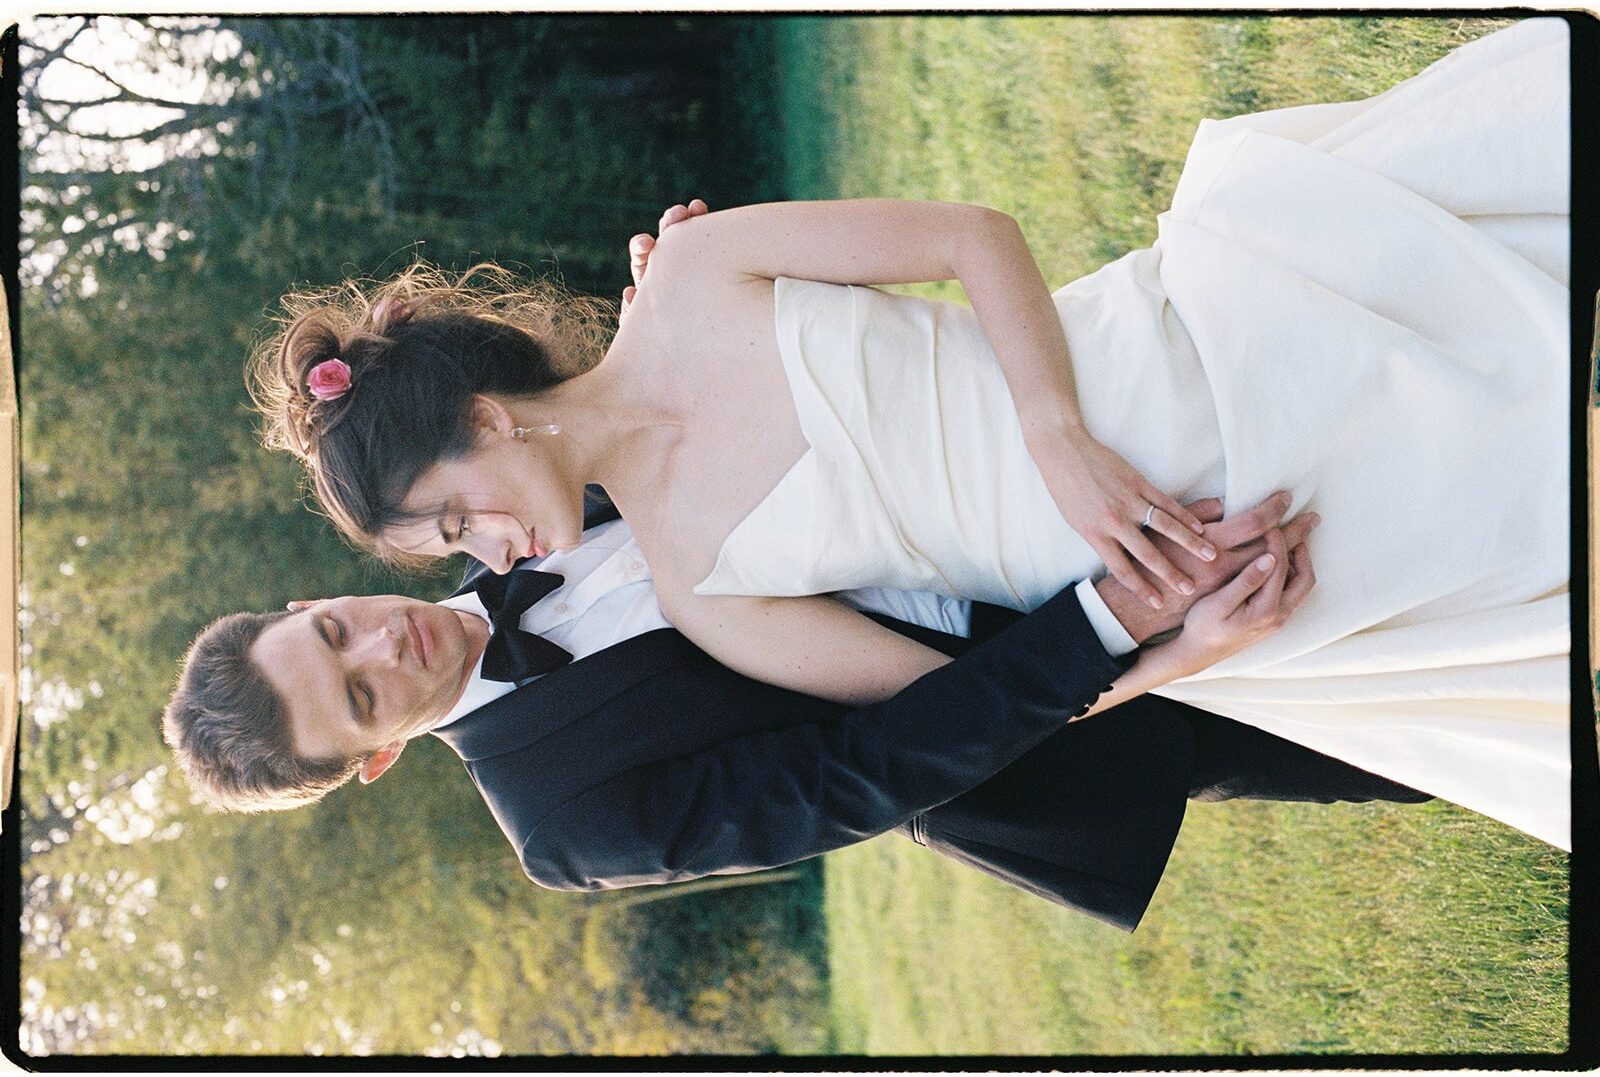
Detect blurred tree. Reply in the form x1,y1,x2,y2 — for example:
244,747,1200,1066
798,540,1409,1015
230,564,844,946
19,13,821,1057
21,17,398,306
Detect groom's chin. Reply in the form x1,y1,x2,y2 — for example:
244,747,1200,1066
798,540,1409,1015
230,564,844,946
438,607,489,697
445,605,490,655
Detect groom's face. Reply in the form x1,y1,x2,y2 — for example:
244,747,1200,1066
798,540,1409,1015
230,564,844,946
250,596,488,762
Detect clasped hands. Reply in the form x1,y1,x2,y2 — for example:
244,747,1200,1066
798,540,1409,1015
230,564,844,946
1107,491,1317,670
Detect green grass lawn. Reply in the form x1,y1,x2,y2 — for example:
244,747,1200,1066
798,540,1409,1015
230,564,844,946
824,800,1566,1055
773,14,1570,1055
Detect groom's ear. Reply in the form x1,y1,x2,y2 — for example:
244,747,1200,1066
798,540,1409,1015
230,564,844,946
358,741,406,785
285,600,319,612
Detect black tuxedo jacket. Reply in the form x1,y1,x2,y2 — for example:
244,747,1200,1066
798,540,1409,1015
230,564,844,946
430,556,1219,930
434,547,1428,931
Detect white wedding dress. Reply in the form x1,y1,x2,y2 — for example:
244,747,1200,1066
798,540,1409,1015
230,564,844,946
693,20,1573,849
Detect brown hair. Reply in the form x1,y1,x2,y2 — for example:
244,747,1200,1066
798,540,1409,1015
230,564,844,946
162,610,362,812
247,261,615,569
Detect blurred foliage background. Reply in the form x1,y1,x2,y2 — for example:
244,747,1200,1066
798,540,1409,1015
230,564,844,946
19,15,816,1057
17,13,1567,1059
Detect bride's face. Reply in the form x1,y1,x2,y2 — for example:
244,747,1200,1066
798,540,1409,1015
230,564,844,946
385,432,586,573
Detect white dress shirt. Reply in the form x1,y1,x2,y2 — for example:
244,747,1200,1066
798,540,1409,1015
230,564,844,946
433,518,1134,730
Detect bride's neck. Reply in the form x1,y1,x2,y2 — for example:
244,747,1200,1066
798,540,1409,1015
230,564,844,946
522,335,682,495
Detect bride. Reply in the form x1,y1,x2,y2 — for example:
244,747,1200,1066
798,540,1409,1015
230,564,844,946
252,20,1571,848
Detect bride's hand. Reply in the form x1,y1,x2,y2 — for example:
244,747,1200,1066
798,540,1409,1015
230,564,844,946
1171,526,1316,673
1065,516,1315,723
621,199,709,320
1029,425,1214,609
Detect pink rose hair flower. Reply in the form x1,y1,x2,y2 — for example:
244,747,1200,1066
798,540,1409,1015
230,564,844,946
306,358,352,401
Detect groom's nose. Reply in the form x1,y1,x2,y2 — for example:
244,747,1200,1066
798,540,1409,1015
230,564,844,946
349,620,403,668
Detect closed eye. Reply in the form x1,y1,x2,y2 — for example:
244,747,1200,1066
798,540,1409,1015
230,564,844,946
313,615,364,729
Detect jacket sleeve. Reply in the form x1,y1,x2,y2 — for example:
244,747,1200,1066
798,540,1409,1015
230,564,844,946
518,583,1132,890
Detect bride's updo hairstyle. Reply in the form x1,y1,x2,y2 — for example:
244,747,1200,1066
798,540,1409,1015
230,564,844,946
249,262,613,565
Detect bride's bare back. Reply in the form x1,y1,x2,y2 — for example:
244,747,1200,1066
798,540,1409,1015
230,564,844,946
588,199,1198,710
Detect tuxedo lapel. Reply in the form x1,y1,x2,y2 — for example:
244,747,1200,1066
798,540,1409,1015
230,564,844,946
431,628,701,761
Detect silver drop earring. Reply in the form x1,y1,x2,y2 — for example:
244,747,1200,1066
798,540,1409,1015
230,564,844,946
511,423,562,439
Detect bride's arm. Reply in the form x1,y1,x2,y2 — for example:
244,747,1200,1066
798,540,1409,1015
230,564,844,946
657,530,1310,709
662,590,952,708
647,199,1213,607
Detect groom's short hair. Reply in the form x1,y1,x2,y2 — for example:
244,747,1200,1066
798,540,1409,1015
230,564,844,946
162,610,365,812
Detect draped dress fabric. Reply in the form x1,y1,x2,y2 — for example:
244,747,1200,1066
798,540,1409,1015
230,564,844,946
692,20,1573,849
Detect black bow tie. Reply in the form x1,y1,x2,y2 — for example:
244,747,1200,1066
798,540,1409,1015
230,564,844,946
469,569,573,683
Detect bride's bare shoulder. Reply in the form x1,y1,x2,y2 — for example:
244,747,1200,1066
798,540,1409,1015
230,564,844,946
626,231,778,354
643,215,765,282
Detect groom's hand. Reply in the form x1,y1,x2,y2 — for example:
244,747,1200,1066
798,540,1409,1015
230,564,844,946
620,198,709,320
1098,492,1316,644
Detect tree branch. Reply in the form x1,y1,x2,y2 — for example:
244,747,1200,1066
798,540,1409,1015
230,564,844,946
59,54,221,114
32,92,124,110
20,100,81,141
26,166,172,189
45,109,228,146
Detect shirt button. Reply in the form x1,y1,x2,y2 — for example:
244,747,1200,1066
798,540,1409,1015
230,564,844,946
628,560,644,574
553,602,570,613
